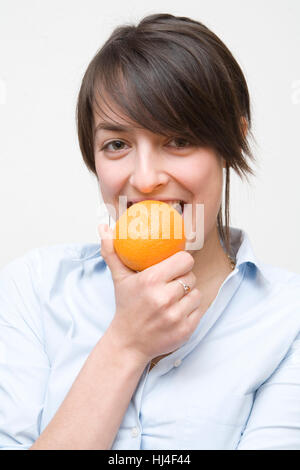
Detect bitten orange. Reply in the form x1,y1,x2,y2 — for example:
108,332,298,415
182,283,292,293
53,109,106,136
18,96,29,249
113,200,186,271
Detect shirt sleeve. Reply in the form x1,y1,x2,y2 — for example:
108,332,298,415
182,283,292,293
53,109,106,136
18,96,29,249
0,250,50,450
237,330,300,450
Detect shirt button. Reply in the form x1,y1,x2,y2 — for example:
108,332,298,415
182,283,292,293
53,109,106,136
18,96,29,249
174,359,182,367
131,427,139,438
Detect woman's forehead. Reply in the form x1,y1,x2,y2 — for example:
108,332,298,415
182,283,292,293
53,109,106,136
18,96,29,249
93,107,143,139
93,87,142,128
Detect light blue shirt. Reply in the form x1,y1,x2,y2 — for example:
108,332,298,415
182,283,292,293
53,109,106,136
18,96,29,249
1,226,300,450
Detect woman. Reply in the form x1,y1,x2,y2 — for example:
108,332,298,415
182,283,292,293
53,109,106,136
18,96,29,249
1,13,300,450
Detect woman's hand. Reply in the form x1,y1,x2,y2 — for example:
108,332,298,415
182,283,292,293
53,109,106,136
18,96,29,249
98,224,203,365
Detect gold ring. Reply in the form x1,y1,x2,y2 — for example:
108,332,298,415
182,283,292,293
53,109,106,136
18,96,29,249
177,279,191,295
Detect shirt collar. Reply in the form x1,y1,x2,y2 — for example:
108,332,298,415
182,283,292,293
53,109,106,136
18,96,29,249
225,226,271,285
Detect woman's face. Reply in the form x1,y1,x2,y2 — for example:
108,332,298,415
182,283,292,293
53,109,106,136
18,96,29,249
93,103,225,248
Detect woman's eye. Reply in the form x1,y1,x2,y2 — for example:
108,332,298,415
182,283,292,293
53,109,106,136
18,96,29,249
101,140,127,152
168,138,191,149
100,137,191,153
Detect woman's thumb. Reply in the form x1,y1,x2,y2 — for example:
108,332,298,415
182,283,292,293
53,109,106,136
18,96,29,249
98,223,134,281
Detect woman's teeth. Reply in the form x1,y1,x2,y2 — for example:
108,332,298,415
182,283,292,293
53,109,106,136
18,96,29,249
127,200,185,215
167,201,184,215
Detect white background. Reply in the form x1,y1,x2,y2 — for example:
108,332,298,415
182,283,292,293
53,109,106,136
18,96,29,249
0,0,299,272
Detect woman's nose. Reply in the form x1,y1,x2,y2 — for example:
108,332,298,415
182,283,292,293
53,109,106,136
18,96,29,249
128,153,169,193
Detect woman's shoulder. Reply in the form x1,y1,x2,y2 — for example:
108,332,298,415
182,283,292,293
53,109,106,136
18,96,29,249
0,242,105,297
257,260,300,288
0,242,107,344
253,261,300,327
1,242,102,271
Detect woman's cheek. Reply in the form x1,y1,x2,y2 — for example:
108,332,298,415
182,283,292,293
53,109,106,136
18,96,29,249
96,157,127,190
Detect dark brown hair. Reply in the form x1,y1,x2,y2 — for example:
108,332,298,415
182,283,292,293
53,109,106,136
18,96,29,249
76,13,257,257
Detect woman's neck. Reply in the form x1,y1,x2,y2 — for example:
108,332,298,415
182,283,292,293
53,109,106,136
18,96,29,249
188,224,233,288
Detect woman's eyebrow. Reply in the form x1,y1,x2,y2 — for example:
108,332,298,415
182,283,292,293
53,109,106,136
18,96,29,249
94,122,136,137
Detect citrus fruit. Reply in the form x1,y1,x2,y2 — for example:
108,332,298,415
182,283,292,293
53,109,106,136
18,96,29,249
113,200,186,271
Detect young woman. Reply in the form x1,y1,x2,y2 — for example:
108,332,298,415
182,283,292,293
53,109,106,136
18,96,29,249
1,13,300,450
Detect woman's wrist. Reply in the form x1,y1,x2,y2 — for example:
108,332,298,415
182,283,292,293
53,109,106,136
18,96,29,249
100,324,150,371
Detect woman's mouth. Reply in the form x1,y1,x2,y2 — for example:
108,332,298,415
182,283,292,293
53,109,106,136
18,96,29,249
126,200,185,215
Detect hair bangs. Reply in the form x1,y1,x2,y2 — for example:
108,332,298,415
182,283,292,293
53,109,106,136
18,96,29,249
92,39,211,146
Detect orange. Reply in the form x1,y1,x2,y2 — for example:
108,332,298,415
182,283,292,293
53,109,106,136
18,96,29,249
113,200,186,271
